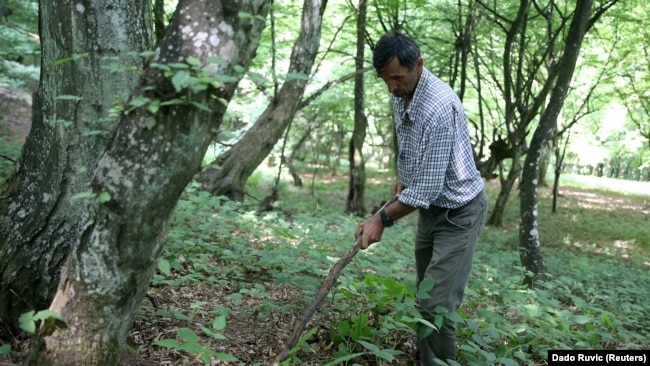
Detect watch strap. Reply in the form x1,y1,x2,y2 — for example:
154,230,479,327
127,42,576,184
379,208,394,228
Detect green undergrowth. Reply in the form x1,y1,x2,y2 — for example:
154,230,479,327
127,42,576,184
0,138,21,180
151,169,649,365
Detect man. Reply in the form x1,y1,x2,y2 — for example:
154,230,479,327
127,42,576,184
355,31,488,366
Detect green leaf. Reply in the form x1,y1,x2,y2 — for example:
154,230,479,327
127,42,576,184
337,320,350,337
211,74,240,83
357,340,380,353
211,315,227,331
201,326,226,340
53,53,88,66
144,116,157,129
0,343,11,355
70,191,96,201
414,317,437,331
158,258,171,276
139,51,156,58
52,119,73,127
176,327,199,343
284,72,309,81
322,353,365,366
274,228,297,239
185,56,202,67
206,56,229,66
601,312,615,329
168,62,190,69
160,98,184,107
177,341,204,354
171,70,191,92
376,349,402,362
147,99,160,114
129,96,150,108
154,339,182,348
150,62,171,71
214,352,239,362
215,97,228,107
18,310,36,334
56,95,83,101
572,315,593,325
189,101,212,113
97,191,111,203
416,279,435,299
444,311,465,323
32,310,63,322
200,352,212,364
38,313,67,337
189,82,208,92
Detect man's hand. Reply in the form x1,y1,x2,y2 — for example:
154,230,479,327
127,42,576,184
354,214,384,250
391,181,404,197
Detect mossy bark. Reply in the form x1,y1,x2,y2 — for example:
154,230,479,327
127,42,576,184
1,0,270,364
0,0,150,328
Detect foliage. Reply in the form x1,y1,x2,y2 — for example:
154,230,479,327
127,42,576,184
154,314,239,364
133,168,650,365
0,0,39,90
18,309,64,335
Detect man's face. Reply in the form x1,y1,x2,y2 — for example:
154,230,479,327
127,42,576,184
377,57,423,98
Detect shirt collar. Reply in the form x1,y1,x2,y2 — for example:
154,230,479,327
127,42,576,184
392,67,432,126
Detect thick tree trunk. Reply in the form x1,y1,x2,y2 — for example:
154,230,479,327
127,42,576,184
2,0,270,364
519,0,593,288
0,0,151,327
200,0,327,201
346,0,367,217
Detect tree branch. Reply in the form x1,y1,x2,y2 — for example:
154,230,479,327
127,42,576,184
298,66,373,110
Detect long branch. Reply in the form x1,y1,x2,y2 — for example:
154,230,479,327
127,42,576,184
298,66,373,110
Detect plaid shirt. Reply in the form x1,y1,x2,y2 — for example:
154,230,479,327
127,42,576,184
393,67,483,209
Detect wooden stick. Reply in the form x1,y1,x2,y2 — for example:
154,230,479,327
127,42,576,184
274,197,397,364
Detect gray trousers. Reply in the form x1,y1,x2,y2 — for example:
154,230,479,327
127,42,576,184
415,189,487,366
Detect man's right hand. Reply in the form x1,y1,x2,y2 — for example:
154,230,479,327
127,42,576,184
354,214,384,250
391,181,404,197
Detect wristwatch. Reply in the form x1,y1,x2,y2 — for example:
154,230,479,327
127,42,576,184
379,209,394,228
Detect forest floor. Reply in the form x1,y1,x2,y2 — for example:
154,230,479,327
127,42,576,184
0,87,31,144
1,90,648,365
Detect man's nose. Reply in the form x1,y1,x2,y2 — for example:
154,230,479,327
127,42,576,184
386,81,397,94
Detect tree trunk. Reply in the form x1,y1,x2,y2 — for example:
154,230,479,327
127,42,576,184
346,0,367,216
0,0,6,20
486,149,521,227
538,140,552,187
552,130,571,214
0,0,269,364
519,0,593,288
200,0,327,201
0,0,151,328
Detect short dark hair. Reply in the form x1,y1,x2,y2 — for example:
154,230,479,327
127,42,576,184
372,31,421,72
